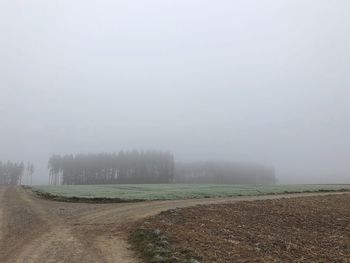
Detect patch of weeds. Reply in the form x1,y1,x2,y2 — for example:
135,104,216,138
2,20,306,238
129,227,200,263
129,227,171,262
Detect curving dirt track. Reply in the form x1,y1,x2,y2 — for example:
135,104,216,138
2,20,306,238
0,186,349,263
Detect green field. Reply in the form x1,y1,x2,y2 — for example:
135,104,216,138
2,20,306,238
31,184,350,202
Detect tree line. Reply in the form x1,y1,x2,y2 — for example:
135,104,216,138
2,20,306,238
174,161,276,184
48,151,276,185
0,161,35,185
48,151,175,185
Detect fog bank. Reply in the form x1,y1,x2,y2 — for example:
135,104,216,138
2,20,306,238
0,0,349,184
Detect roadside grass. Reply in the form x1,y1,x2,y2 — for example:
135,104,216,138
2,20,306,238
129,227,172,262
29,184,350,203
129,226,199,263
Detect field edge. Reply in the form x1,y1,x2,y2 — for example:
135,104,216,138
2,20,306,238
26,185,350,204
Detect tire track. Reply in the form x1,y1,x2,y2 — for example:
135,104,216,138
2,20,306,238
0,187,50,262
0,187,103,263
0,187,6,242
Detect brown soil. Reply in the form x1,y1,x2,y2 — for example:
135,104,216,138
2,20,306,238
134,194,350,262
0,186,348,263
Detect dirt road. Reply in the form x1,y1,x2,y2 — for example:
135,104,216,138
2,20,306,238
0,186,348,263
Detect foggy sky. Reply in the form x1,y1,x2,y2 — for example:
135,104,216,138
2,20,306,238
1,0,349,184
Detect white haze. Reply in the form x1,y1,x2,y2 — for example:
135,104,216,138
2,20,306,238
0,0,349,184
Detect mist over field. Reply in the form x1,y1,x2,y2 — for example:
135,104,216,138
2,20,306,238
0,0,349,184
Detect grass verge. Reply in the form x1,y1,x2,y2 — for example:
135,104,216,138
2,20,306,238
129,226,200,263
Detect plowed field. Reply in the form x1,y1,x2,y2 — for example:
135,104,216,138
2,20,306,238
132,194,350,262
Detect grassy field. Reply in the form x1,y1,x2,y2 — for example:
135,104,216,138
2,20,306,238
31,184,350,202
